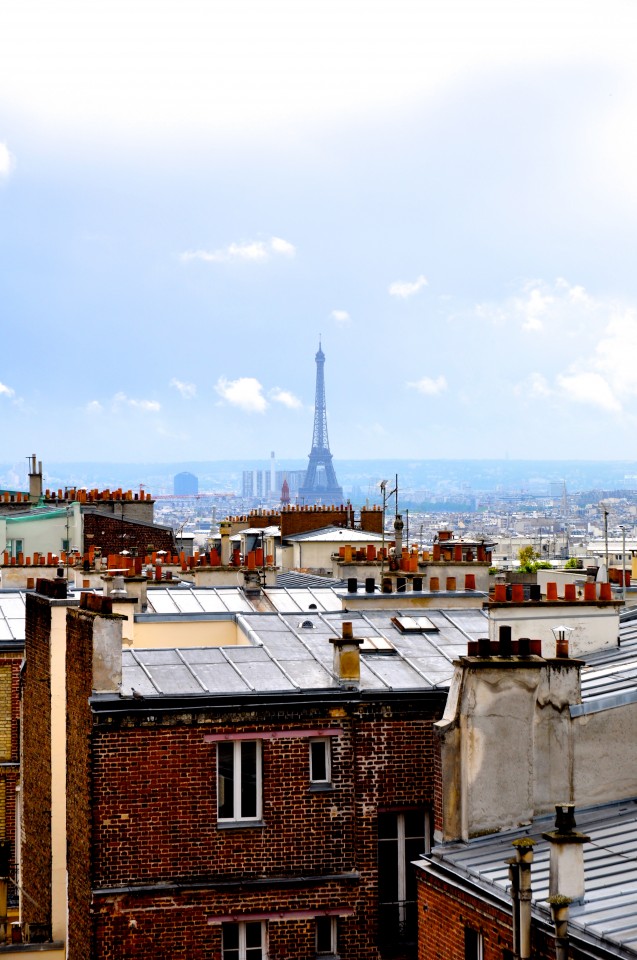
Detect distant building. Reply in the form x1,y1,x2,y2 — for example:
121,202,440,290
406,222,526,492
173,471,198,495
241,469,273,500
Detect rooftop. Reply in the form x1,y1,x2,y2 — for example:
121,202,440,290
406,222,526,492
119,607,488,699
418,798,637,958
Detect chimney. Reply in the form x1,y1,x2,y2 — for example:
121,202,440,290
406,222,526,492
330,621,363,685
220,521,231,566
78,593,123,693
542,804,590,903
28,454,43,503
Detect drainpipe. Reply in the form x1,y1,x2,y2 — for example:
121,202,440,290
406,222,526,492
510,840,535,959
550,900,570,960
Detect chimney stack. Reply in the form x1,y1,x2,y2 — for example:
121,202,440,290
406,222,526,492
220,521,231,566
543,804,590,903
330,621,363,685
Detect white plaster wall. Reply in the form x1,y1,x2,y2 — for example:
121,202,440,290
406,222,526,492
459,666,542,838
488,605,620,657
573,702,637,806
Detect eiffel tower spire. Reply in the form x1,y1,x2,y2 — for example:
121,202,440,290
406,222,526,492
298,341,343,505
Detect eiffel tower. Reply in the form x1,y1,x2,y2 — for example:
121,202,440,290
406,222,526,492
298,342,343,506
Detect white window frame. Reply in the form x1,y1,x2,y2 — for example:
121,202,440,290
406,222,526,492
222,920,266,959
217,740,262,823
315,915,337,956
309,738,331,785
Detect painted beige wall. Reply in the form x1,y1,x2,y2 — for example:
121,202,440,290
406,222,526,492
112,612,245,648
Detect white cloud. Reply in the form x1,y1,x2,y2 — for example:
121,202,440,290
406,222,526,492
112,392,161,413
0,381,15,398
407,375,447,396
475,278,595,334
85,400,103,414
170,378,197,399
331,309,351,324
215,376,267,413
389,275,428,299
270,236,296,257
514,373,552,400
2,1,628,138
181,236,295,264
556,371,620,413
0,143,14,178
270,387,302,409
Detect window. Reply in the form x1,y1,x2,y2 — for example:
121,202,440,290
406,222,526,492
222,921,265,960
378,811,429,953
464,926,483,960
217,741,262,822
315,916,337,956
10,540,23,559
310,739,331,784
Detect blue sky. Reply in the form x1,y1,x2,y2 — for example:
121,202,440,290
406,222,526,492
2,0,637,463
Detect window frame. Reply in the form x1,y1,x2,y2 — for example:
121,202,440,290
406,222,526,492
217,739,263,824
315,915,338,956
309,738,331,786
222,920,266,960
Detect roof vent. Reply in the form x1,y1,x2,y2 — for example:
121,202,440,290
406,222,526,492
299,619,315,629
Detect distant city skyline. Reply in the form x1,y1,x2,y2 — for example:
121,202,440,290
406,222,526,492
2,2,637,461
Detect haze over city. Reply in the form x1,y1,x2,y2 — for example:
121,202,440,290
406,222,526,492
2,1,637,463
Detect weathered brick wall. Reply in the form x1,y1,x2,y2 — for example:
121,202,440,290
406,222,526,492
280,506,351,537
0,652,22,865
417,867,562,960
88,695,445,959
66,607,100,960
418,869,516,960
22,592,54,926
83,512,175,558
360,508,383,534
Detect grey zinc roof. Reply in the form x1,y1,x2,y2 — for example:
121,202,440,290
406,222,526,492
418,799,637,958
120,607,488,698
282,525,384,543
576,611,637,715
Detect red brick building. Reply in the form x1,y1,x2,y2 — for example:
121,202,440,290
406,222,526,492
21,580,489,958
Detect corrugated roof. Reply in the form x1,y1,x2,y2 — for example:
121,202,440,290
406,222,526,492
419,799,637,957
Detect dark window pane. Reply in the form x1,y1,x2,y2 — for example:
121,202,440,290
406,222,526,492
404,810,425,838
222,922,239,956
311,741,327,781
316,916,333,953
218,743,235,818
240,741,258,818
378,812,398,840
378,838,399,902
465,927,479,960
245,922,262,949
